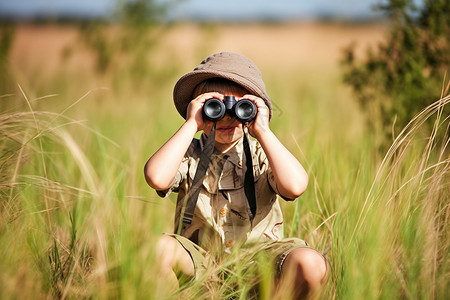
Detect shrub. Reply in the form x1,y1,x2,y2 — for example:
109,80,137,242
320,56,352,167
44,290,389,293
341,0,450,147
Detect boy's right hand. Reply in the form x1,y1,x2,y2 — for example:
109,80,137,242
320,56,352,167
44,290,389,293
186,92,224,132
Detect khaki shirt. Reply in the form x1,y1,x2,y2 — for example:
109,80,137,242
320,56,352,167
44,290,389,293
158,133,289,255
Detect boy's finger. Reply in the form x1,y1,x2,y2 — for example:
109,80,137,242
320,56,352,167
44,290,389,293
241,94,266,108
193,92,224,103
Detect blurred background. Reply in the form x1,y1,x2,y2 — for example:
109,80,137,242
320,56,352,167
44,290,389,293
0,0,387,20
0,0,395,144
0,0,448,299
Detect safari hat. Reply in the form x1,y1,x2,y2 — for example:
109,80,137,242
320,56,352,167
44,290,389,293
173,51,272,120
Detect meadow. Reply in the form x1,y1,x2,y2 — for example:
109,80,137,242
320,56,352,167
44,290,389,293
0,21,448,299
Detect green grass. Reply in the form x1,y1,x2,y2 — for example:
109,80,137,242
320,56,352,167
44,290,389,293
1,24,449,299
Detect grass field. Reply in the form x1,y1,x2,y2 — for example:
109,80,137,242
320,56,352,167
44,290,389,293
1,21,449,299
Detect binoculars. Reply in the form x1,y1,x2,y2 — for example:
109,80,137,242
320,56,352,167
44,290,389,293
202,96,257,123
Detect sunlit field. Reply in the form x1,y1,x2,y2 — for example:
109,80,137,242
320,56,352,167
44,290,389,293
1,21,448,299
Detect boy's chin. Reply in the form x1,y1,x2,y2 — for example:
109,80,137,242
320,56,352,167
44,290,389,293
215,133,243,147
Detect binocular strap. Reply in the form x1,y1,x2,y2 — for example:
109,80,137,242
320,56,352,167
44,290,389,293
181,124,257,228
242,132,257,220
182,122,217,226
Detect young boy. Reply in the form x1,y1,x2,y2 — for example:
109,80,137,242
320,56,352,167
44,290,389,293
144,52,327,298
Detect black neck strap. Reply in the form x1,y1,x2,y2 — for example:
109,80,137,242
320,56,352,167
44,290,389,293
181,125,256,226
243,131,257,220
182,122,216,225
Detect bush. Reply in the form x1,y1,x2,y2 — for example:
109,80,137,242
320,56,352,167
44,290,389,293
341,0,450,147
0,22,14,93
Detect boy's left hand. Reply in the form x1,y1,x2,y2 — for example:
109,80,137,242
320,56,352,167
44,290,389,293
242,95,271,139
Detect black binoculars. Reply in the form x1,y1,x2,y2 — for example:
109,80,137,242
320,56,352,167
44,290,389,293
202,96,257,123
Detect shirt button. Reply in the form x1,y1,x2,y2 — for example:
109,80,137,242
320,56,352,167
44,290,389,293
220,208,228,215
225,240,233,248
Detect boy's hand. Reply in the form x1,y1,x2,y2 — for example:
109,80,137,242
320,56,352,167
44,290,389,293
243,95,271,139
186,92,224,132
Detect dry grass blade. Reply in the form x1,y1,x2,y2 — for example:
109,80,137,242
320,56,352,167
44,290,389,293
351,95,450,242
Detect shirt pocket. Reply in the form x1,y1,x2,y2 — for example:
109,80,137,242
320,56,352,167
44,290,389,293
188,158,221,194
227,188,251,226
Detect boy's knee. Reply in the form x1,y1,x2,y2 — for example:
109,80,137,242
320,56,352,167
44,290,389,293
156,235,177,253
155,235,195,276
283,248,328,288
155,236,179,272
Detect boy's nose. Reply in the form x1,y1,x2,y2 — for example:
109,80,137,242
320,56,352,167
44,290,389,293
222,113,232,121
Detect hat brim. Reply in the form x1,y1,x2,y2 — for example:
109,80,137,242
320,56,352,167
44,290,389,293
173,69,272,120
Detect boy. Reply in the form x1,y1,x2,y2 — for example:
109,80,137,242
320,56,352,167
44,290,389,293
144,52,327,298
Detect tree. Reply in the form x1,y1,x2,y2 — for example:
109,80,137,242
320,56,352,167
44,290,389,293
79,0,181,75
0,22,14,94
342,0,450,147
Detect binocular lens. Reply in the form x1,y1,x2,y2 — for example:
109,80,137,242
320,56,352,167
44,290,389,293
204,101,223,118
236,102,254,118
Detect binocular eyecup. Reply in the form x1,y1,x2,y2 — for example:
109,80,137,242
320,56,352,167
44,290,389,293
202,96,257,123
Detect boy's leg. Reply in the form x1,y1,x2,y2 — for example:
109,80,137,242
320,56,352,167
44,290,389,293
275,247,328,299
155,235,195,295
156,235,195,277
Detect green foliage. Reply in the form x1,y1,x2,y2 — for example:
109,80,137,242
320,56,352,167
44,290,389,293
78,21,113,73
0,22,14,92
78,0,180,81
2,88,448,299
342,0,450,147
1,18,449,299
0,23,13,66
117,0,171,27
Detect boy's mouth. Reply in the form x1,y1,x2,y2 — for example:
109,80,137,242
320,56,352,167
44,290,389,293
217,125,238,134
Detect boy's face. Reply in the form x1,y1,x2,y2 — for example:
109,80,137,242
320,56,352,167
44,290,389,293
203,92,246,153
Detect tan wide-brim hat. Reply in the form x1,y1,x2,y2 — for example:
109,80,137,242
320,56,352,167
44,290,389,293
173,51,272,120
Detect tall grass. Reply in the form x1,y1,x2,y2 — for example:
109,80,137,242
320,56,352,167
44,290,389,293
323,95,449,300
1,88,448,299
0,90,164,299
1,23,449,299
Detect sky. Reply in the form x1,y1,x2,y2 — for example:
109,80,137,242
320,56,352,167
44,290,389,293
0,0,392,20
167,0,387,20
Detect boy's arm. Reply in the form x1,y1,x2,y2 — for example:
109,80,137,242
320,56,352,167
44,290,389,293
144,92,223,191
144,120,198,190
245,95,308,200
256,130,308,200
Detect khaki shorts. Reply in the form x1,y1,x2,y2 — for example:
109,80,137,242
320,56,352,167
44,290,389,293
168,234,309,280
